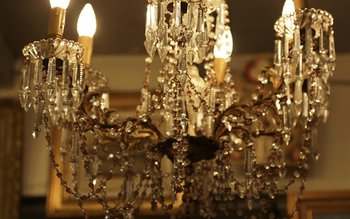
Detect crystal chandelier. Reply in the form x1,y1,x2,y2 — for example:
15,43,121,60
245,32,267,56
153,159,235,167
19,0,335,218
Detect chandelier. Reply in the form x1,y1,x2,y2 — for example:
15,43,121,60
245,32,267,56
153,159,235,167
19,0,335,218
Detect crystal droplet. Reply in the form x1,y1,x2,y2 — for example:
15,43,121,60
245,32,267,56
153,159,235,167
19,91,32,111
274,39,282,66
157,29,168,62
32,129,39,139
165,113,174,136
302,93,309,117
319,27,324,52
47,57,56,84
297,52,303,77
282,105,291,128
124,178,134,202
173,0,181,27
60,127,70,158
72,88,82,110
144,40,157,59
21,63,31,90
70,131,80,166
283,132,291,146
32,59,43,88
314,153,320,161
329,30,336,61
294,26,301,52
323,108,329,123
305,28,313,56
294,79,303,105
206,115,214,137
32,101,44,139
180,116,188,135
178,50,187,74
19,63,32,110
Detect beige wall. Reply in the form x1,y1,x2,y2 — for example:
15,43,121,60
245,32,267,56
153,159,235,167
14,54,350,196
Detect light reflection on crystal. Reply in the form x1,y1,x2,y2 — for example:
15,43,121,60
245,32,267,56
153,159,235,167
18,4,337,219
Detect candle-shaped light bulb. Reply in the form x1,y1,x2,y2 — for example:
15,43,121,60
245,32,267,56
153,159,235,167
214,29,233,59
77,3,97,38
50,0,70,9
47,0,70,37
282,0,296,37
214,29,233,84
77,3,97,66
282,0,295,16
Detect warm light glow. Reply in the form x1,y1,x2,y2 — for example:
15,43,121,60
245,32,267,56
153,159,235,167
49,0,70,9
282,0,296,38
214,29,233,59
77,4,97,38
282,0,296,16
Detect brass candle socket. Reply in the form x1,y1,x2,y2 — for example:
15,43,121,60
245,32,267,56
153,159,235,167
294,0,308,9
78,36,93,67
47,7,66,38
213,58,228,84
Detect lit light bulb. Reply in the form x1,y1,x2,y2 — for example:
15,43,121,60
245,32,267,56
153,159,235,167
50,0,70,9
214,29,233,59
282,0,296,35
282,0,296,16
77,3,97,38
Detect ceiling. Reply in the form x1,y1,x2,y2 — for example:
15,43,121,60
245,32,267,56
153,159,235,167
0,0,348,58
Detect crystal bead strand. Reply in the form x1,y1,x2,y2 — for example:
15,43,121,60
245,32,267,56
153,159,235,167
72,59,84,111
43,112,90,218
32,59,45,138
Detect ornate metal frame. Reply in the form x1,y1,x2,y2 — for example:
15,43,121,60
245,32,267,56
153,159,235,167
288,191,350,219
46,92,182,217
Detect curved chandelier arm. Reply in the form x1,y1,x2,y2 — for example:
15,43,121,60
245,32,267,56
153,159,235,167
18,0,337,218
80,92,164,146
213,94,282,142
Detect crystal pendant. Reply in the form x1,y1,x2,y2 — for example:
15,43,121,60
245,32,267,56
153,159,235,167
157,28,168,62
144,31,157,58
47,57,56,85
32,97,44,139
329,30,336,62
19,63,32,111
164,111,174,137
